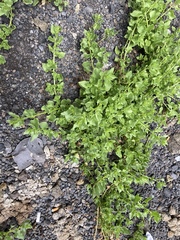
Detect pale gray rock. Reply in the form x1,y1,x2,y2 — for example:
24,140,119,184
146,232,154,240
13,148,33,170
12,137,45,170
175,156,180,162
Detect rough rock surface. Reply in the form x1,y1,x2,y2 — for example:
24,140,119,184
143,121,180,240
0,1,179,240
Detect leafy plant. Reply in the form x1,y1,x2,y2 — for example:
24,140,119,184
0,221,32,240
9,24,66,140
52,0,68,12
7,0,180,239
0,0,40,64
0,0,17,17
0,0,18,64
23,0,69,11
22,0,39,5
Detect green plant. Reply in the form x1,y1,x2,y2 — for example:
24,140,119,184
0,221,32,240
23,0,39,5
19,0,69,11
0,0,17,17
0,0,18,64
7,0,180,239
0,0,38,65
8,24,66,139
52,0,68,12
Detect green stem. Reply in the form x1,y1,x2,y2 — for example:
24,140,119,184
52,40,57,95
157,3,173,22
9,10,14,27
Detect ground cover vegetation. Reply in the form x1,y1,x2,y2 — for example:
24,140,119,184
1,0,180,239
0,221,32,240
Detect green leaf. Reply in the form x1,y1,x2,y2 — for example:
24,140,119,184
30,118,39,128
8,112,19,118
82,61,91,73
0,233,5,240
61,110,73,122
23,0,33,4
21,221,32,230
45,83,55,95
39,121,48,129
93,14,103,30
22,109,36,118
115,46,120,55
92,179,106,198
150,211,161,223
32,0,39,6
55,51,65,58
14,229,25,239
130,10,143,18
149,10,159,21
137,25,145,34
0,54,6,64
79,80,89,89
116,147,122,158
24,128,39,141
95,110,102,124
42,59,57,72
4,235,13,240
50,25,61,35
103,68,116,91
8,113,25,128
156,180,166,190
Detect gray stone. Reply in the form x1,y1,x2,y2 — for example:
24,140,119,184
0,143,5,154
12,138,45,170
12,138,29,156
27,138,44,155
13,148,34,170
163,188,172,198
84,6,93,14
4,141,12,155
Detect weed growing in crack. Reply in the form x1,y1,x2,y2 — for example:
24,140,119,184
6,0,180,239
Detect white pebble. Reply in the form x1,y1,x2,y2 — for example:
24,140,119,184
36,212,41,223
146,232,154,240
175,156,180,162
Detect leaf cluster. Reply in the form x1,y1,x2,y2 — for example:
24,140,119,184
8,25,66,140
0,0,17,64
52,0,68,12
21,0,68,10
0,221,32,240
0,0,37,64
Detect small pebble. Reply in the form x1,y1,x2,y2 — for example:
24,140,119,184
36,212,41,223
175,156,180,162
163,188,172,198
